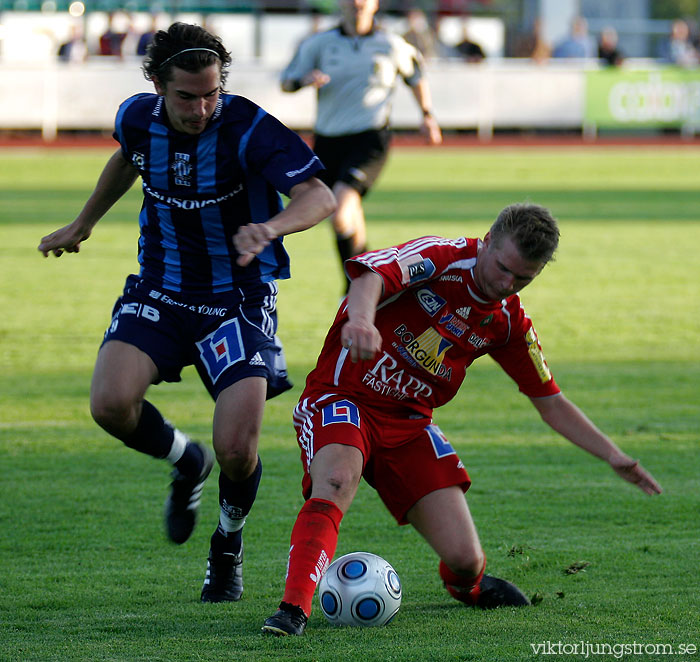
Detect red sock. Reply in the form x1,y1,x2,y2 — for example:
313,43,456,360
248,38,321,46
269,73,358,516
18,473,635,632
439,556,486,605
282,498,344,617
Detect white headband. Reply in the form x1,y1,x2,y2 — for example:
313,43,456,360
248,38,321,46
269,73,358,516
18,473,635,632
159,47,220,69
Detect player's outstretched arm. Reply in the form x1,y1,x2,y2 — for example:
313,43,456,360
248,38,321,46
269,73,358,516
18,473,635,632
38,149,139,257
233,177,335,267
530,393,663,496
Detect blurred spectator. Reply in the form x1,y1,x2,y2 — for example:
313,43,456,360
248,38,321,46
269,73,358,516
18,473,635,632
137,15,158,56
597,26,623,67
57,25,88,63
402,8,440,59
552,16,596,59
99,12,128,57
689,18,700,52
511,17,550,64
658,19,699,67
455,25,485,62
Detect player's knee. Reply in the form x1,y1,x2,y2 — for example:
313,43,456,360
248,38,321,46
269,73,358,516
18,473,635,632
90,390,138,435
440,550,485,580
214,444,258,481
313,466,360,506
332,205,360,236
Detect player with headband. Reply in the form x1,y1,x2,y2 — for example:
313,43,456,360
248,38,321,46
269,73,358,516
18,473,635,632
38,22,335,604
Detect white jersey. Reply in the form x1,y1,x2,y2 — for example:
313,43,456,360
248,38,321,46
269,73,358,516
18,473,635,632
281,24,424,136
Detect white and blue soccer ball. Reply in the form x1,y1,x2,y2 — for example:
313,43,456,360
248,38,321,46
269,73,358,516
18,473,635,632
318,551,402,627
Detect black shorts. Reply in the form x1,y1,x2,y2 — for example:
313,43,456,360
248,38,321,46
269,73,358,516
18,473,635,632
313,128,391,197
101,275,292,401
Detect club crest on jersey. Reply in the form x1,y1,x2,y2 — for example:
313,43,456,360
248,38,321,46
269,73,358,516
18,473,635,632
399,255,435,285
394,324,452,379
525,327,552,383
415,288,446,317
172,152,193,187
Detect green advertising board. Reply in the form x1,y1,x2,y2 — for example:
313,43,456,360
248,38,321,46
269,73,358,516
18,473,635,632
585,67,700,129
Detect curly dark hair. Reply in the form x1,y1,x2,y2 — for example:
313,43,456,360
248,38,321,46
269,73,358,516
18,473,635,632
142,22,232,88
489,203,560,264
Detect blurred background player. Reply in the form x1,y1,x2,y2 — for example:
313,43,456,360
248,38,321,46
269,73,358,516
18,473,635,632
262,203,661,636
38,22,335,605
280,0,442,291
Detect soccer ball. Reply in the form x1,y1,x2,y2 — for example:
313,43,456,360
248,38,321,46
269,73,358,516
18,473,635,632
318,551,402,627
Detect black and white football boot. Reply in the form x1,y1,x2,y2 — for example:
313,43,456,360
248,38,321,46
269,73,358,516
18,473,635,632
164,442,214,544
200,545,244,603
261,602,308,636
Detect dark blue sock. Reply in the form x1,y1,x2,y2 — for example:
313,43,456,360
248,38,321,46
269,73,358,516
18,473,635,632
121,400,174,458
210,458,263,556
174,441,204,477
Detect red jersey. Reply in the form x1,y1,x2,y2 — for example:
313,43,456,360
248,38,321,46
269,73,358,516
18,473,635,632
301,236,560,418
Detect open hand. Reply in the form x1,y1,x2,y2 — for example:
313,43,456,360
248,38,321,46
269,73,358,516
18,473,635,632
610,455,662,495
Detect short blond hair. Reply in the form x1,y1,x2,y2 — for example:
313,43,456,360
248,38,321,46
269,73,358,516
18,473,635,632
490,203,560,264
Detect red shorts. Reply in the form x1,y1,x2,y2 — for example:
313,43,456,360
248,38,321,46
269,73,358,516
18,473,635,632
293,394,471,525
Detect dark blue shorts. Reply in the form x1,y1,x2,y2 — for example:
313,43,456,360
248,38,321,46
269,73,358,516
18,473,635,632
101,275,292,400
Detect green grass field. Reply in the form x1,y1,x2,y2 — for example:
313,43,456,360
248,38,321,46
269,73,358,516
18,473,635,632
1,145,699,662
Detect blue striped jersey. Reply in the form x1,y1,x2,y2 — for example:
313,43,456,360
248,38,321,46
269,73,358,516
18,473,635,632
113,92,323,294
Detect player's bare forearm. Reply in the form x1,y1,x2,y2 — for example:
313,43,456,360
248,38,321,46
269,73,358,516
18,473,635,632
233,177,335,266
268,177,335,237
79,149,139,224
421,115,443,145
530,394,662,495
281,70,330,92
411,79,442,145
38,149,139,257
341,271,383,362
